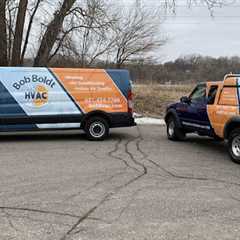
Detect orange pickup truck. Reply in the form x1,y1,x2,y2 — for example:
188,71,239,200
165,74,240,163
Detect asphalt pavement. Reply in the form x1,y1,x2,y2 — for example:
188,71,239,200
0,125,240,240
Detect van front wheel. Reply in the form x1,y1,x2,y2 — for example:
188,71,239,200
84,117,109,141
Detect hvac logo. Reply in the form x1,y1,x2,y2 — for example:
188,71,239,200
25,85,48,107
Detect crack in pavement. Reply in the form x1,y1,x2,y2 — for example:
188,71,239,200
59,134,149,240
5,126,239,239
124,138,148,174
108,137,141,173
87,187,144,225
59,171,145,240
62,169,127,202
0,134,148,240
136,126,240,187
0,206,81,219
1,210,74,227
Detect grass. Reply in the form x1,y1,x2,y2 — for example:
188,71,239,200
133,84,193,118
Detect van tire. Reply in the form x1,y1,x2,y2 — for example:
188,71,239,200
84,117,109,141
228,129,240,164
166,116,185,141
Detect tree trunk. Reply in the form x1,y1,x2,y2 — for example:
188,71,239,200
11,0,28,66
0,0,8,66
20,0,41,65
34,0,76,67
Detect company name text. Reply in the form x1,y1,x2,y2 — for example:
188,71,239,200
13,75,56,90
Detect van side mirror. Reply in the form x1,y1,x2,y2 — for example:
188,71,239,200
180,96,190,104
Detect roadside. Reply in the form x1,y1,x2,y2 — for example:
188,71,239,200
133,84,192,118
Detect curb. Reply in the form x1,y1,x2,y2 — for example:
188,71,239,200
135,117,165,125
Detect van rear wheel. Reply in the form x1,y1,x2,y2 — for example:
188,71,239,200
84,117,109,141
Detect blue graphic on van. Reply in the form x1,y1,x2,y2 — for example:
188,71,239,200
106,70,131,99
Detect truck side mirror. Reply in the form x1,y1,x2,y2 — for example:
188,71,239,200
180,96,190,104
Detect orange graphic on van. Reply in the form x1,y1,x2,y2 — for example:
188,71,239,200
51,68,128,113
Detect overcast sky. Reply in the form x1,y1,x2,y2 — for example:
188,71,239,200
122,0,240,63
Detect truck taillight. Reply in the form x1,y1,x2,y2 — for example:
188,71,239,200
128,90,133,113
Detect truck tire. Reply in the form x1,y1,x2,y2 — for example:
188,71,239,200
228,129,240,164
166,116,185,141
84,116,109,141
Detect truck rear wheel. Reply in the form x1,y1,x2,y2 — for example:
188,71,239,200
228,129,240,164
166,116,185,141
84,117,109,141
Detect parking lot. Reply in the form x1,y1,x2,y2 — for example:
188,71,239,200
1,125,240,240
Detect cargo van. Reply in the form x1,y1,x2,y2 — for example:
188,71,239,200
0,67,136,140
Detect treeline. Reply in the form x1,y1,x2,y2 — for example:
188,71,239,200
30,54,240,84
126,55,240,84
45,55,240,84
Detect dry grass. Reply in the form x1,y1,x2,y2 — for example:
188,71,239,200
133,84,193,117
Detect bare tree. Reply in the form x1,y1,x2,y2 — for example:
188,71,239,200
0,0,8,66
47,0,116,67
33,0,79,66
65,0,116,67
166,0,232,15
111,3,165,68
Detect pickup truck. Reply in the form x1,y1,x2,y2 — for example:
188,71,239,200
165,74,240,163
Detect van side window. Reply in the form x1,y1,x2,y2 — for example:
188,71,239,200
218,87,238,106
207,85,218,105
189,84,206,103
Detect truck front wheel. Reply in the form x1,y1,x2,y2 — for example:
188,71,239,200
166,116,185,141
84,116,109,141
228,129,240,163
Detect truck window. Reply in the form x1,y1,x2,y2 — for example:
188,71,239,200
189,84,206,103
218,86,238,106
207,85,218,105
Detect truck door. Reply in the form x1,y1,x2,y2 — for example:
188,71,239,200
178,83,211,132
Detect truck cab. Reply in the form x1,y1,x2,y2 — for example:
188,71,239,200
165,74,240,163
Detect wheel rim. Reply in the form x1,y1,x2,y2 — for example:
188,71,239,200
168,120,175,137
89,122,105,138
232,136,240,157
